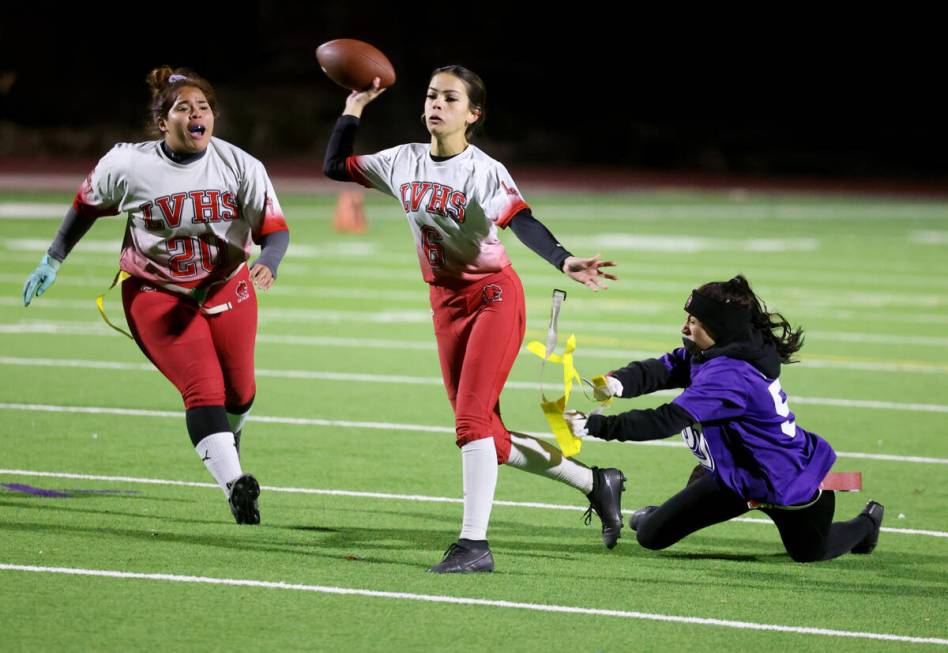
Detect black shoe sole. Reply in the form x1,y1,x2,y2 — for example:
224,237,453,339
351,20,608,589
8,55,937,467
427,545,494,573
229,474,260,525
852,501,883,554
600,472,626,550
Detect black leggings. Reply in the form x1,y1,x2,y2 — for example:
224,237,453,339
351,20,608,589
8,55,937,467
636,474,872,562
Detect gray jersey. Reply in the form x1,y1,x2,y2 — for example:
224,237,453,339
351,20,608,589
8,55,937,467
76,138,287,288
348,143,528,284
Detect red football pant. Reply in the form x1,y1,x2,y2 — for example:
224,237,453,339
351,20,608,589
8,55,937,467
122,266,257,410
429,266,525,464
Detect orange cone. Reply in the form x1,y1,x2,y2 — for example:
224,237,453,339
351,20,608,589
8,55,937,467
333,191,367,233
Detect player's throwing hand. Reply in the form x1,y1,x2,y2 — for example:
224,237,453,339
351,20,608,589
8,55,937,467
344,77,387,118
562,254,617,291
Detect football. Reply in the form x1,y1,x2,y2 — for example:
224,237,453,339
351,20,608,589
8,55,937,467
316,39,396,91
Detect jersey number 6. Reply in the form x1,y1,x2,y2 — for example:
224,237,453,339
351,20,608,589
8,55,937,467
420,225,445,268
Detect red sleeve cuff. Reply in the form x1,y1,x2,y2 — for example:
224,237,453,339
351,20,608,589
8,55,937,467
345,156,375,190
260,215,288,237
496,199,530,229
72,193,119,219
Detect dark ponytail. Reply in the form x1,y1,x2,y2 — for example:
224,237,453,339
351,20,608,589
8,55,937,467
697,275,805,363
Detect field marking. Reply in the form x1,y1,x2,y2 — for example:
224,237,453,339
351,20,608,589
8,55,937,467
1,403,947,466
911,230,948,245
4,199,948,219
0,469,945,540
287,267,948,309
3,321,948,375
529,203,948,221
7,298,948,346
0,564,945,645
6,259,948,296
563,234,820,253
4,238,381,259
3,353,948,416
0,203,69,218
20,256,948,310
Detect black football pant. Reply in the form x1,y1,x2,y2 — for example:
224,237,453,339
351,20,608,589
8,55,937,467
635,473,873,562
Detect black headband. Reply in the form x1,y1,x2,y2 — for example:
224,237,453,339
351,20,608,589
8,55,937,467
684,289,751,344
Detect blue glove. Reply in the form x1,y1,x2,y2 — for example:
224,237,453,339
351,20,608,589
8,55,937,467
22,254,61,306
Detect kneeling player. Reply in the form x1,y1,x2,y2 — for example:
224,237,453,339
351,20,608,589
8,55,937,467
565,276,883,562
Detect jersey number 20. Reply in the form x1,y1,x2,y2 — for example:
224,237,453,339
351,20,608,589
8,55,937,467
167,235,217,278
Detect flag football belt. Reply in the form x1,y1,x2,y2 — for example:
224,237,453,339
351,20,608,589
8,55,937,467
525,289,614,458
746,472,862,511
747,490,823,512
96,263,245,338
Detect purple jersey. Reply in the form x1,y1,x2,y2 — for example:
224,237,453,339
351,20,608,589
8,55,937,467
663,348,836,506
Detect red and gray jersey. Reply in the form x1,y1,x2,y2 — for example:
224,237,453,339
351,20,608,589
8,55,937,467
347,143,528,284
75,138,288,289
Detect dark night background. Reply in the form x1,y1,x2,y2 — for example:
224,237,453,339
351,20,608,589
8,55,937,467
1,2,945,186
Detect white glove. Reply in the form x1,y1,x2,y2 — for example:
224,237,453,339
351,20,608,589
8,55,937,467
563,409,589,437
593,375,624,401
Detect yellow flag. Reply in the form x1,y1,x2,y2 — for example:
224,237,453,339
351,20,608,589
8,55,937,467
527,336,583,457
96,270,134,339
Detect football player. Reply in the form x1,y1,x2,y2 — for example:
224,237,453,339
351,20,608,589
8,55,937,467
325,66,624,573
566,275,884,562
23,66,290,525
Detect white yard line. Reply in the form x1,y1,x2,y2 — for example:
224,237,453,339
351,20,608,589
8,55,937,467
0,468,945,539
0,563,948,646
2,324,948,374
1,404,946,465
0,564,945,645
2,355,948,414
3,199,947,219
6,298,948,346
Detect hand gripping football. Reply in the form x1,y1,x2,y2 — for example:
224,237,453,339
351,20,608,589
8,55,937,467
316,39,396,91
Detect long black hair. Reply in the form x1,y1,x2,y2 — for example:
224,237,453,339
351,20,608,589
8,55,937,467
697,275,805,363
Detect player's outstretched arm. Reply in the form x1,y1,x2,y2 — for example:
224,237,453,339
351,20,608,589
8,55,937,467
22,255,61,306
568,403,693,442
23,205,96,306
562,254,617,292
343,77,387,119
507,212,617,291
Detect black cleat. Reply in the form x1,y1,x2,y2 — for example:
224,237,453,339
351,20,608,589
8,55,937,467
629,505,658,531
584,467,626,549
851,501,884,554
227,473,260,525
427,540,494,573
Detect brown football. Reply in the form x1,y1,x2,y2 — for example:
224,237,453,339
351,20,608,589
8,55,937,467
316,39,396,91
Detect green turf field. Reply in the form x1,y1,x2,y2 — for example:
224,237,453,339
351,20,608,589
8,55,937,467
1,189,946,651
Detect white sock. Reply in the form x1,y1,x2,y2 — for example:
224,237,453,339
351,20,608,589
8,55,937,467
227,408,250,435
459,438,498,541
506,432,594,495
195,432,243,496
